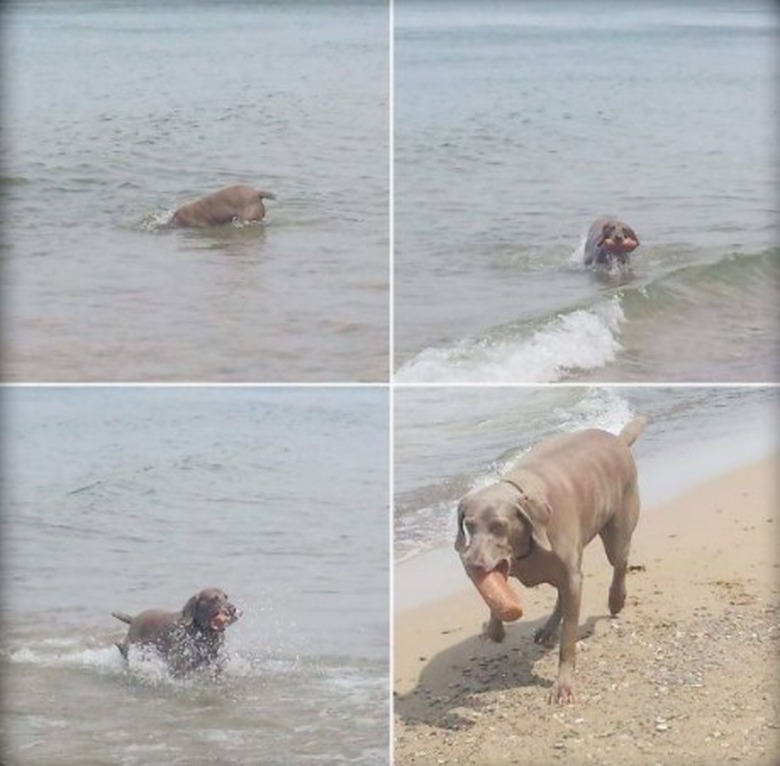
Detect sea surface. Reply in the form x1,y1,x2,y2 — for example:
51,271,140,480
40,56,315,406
394,385,779,570
2,0,389,382
394,1,779,383
1,387,390,765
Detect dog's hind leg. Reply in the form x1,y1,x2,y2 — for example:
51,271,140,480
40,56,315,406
534,593,563,647
599,486,640,615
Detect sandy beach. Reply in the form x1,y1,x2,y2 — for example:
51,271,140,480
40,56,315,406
394,455,780,765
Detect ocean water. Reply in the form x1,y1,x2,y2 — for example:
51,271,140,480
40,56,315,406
394,1,779,383
394,386,779,565
1,387,390,765
2,0,389,382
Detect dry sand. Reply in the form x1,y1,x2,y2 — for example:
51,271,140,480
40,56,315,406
394,455,780,765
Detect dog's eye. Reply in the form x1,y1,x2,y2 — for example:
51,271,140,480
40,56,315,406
489,520,508,536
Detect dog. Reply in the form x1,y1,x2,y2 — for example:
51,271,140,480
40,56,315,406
112,588,240,675
168,185,275,228
455,417,647,704
583,217,639,267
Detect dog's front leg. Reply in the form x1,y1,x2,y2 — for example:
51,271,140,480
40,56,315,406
549,570,582,705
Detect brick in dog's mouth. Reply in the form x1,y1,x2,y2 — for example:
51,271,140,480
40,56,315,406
210,607,240,631
603,235,639,255
468,560,523,622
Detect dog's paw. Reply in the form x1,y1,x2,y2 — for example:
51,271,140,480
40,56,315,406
533,625,559,648
548,678,575,705
481,617,505,643
609,582,627,615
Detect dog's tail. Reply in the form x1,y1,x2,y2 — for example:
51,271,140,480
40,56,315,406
619,415,648,447
257,189,276,200
111,611,133,624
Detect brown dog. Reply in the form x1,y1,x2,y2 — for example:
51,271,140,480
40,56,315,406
168,185,275,228
583,217,639,267
112,588,240,675
456,417,647,704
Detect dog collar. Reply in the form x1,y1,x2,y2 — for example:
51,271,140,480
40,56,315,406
500,478,535,560
515,538,534,560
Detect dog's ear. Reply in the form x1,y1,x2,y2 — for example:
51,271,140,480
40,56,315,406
513,487,552,552
181,595,200,626
454,499,467,552
624,225,638,244
596,222,613,248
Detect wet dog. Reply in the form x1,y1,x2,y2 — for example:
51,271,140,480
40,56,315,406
583,218,639,267
168,185,275,228
112,588,240,675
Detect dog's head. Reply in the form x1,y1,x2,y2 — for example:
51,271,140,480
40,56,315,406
181,588,240,633
456,483,532,574
455,480,554,621
596,219,639,258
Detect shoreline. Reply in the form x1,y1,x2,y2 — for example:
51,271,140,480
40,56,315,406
394,454,780,765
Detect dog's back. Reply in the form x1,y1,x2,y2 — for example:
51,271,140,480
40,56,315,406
170,185,275,227
505,420,646,538
514,422,642,475
112,608,180,660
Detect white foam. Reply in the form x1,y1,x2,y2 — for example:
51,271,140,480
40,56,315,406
122,645,179,683
9,643,123,674
568,235,588,266
396,297,625,383
139,210,174,231
8,638,201,684
553,388,636,436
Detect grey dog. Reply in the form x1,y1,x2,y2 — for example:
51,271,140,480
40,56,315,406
168,185,275,228
112,587,240,675
456,417,647,704
583,217,640,267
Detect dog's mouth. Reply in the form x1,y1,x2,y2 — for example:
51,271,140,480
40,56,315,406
211,606,240,631
467,559,523,623
603,235,639,255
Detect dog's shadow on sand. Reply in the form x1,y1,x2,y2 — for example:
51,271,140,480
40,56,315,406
395,614,607,731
